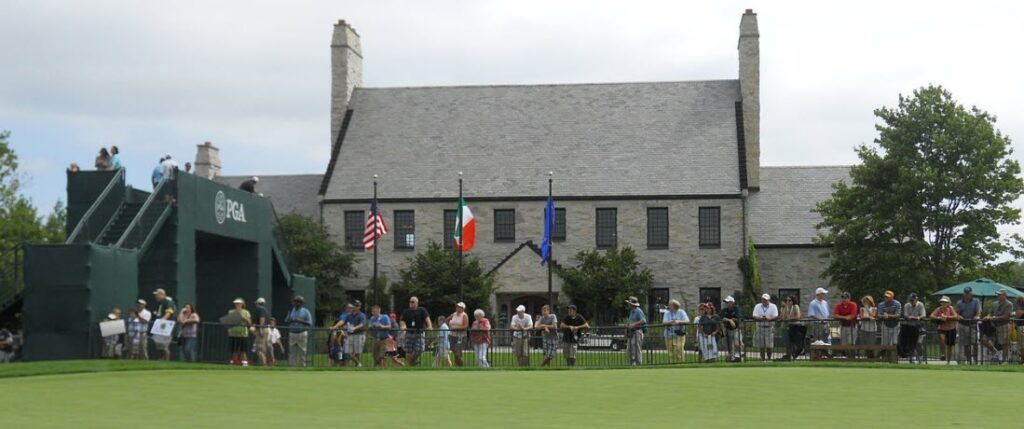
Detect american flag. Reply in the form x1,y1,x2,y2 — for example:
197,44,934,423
363,199,388,250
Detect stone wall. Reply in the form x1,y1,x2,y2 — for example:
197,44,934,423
756,246,831,309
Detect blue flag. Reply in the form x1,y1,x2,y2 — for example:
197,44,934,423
541,196,554,265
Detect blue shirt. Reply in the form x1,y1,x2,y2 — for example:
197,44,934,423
346,311,367,335
110,154,122,170
627,307,647,332
955,297,981,319
285,307,312,333
369,314,391,340
809,298,830,320
662,309,689,338
151,165,162,184
439,323,450,348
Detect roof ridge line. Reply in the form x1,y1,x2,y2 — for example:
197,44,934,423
355,79,739,91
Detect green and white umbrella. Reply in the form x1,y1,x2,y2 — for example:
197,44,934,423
931,278,1024,298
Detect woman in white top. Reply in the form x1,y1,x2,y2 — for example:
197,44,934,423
858,296,878,358
662,300,689,363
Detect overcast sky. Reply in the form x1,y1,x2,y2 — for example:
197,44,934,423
2,0,1023,237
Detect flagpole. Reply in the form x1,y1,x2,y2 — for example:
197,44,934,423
458,171,464,303
372,174,379,306
547,171,554,309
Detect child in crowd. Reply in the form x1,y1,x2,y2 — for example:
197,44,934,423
384,333,405,367
434,316,451,367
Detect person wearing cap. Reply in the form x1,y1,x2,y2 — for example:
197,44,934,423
954,287,981,364
877,291,902,357
400,296,432,366
625,296,647,366
752,293,779,361
344,301,367,367
662,299,690,363
101,308,124,359
149,289,176,360
901,293,926,363
695,303,720,363
535,304,559,367
284,296,313,367
447,302,470,367
857,296,878,357
833,292,858,355
560,304,589,366
240,176,259,193
367,305,391,367
808,288,831,343
177,303,200,363
128,299,152,360
930,296,959,363
160,153,178,181
1016,296,1024,364
226,298,252,366
982,288,1014,363
720,296,742,362
252,297,271,366
510,304,534,366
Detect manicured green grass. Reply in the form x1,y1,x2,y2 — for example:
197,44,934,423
1,361,1022,428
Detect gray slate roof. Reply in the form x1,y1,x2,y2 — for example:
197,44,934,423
325,80,743,199
217,174,322,220
748,166,851,246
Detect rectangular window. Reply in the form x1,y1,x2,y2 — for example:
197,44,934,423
595,208,617,248
778,288,801,309
698,207,721,249
443,210,457,249
647,207,669,249
393,210,415,250
699,287,722,313
493,209,516,242
552,208,566,242
343,211,365,250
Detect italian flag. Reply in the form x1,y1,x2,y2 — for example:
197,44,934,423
454,198,476,252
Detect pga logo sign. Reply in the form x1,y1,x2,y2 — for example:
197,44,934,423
214,190,247,224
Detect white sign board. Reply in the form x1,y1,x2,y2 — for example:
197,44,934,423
99,320,126,337
150,319,176,337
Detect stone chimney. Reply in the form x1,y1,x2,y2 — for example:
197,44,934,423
194,141,221,180
331,20,362,147
738,9,760,190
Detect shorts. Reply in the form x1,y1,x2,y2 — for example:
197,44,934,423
230,336,247,353
450,335,466,351
345,334,366,354
940,329,956,346
542,335,558,358
255,333,272,355
562,342,577,359
754,326,774,348
404,333,425,353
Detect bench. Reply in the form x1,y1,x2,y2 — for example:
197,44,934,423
809,344,898,363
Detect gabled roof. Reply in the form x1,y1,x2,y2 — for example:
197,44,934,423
748,166,851,246
486,240,562,277
324,80,743,200
217,174,322,220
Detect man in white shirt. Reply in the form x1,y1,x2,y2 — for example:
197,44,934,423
808,288,831,343
752,293,779,361
510,305,533,367
133,299,152,360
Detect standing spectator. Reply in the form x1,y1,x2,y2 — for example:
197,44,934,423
160,153,178,181
720,296,742,362
240,176,259,193
510,305,533,367
68,163,80,173
780,296,802,360
94,148,112,170
902,293,927,363
471,309,492,368
101,309,123,359
177,304,200,362
109,146,122,170
834,292,858,353
284,296,312,367
1016,297,1024,364
858,296,878,357
184,162,192,173
151,288,176,361
695,303,720,363
559,305,589,367
400,296,432,366
390,311,406,364
434,316,452,367
268,318,284,365
983,288,1014,363
130,299,151,360
662,299,689,363
151,157,165,188
808,288,831,343
954,287,981,364
344,301,367,367
535,304,559,367
877,291,902,360
447,302,470,367
0,325,14,363
251,297,271,366
930,296,959,364
625,296,647,366
752,294,779,361
368,305,391,367
226,298,252,366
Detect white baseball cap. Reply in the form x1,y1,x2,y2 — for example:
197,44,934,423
516,305,526,312
256,297,266,305
761,293,771,300
815,287,829,295
456,302,466,308
723,296,736,303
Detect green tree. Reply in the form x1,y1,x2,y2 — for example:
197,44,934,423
391,242,497,317
816,86,1023,299
558,246,653,324
736,236,763,314
276,213,357,321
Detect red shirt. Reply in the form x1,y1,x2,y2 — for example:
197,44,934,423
834,301,859,327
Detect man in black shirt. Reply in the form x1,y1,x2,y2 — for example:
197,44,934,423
559,305,590,366
720,296,742,362
252,297,272,366
400,296,432,366
239,176,259,193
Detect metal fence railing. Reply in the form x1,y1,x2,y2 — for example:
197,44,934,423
74,318,1024,368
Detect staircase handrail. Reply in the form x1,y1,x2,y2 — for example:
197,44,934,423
115,178,166,249
137,204,172,256
66,169,124,244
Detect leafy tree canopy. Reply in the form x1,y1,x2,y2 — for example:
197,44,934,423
276,213,356,321
391,241,497,318
558,246,653,324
